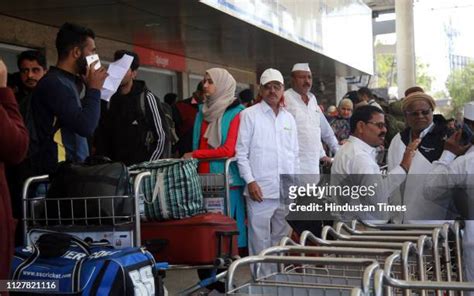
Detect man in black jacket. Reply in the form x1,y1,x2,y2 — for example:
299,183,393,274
94,50,171,165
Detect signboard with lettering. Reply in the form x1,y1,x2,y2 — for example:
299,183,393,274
134,46,186,72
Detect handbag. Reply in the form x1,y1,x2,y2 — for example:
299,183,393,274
130,159,205,221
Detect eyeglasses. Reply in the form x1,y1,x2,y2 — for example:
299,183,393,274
366,121,387,129
405,109,431,117
263,83,283,91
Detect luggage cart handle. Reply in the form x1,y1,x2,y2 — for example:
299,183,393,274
22,175,49,245
133,171,151,247
264,243,415,278
22,175,49,199
227,255,379,294
260,245,402,257
322,225,438,243
354,219,448,230
301,230,410,249
279,236,300,246
374,269,474,296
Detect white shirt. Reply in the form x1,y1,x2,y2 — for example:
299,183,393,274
331,136,406,220
236,101,299,199
425,147,474,285
387,122,435,172
332,136,406,177
387,123,449,223
284,88,339,174
424,147,474,220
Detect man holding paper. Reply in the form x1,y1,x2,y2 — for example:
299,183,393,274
31,22,107,174
94,50,172,165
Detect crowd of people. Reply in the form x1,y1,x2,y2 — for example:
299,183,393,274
1,21,474,286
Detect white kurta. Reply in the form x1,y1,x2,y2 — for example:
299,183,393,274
424,147,474,288
236,100,300,198
387,126,452,223
236,101,299,276
284,88,339,174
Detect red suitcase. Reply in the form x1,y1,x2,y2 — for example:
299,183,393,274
141,213,239,265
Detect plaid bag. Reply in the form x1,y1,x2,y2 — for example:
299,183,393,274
130,159,205,221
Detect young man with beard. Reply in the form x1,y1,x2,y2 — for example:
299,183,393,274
31,23,107,174
14,50,47,118
94,50,171,165
6,51,47,246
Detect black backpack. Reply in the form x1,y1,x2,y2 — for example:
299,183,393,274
45,156,131,225
138,88,174,159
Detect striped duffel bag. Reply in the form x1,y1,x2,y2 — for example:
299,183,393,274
130,159,205,221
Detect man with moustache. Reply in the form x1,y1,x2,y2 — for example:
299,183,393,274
14,50,47,119
31,23,107,174
6,51,47,246
387,90,449,223
237,68,299,275
284,63,339,174
94,50,171,165
331,106,420,221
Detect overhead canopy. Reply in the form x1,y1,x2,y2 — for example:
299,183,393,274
0,0,372,77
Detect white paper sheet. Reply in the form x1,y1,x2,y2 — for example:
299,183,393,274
100,54,133,102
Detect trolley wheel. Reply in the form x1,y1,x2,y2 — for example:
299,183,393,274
197,268,226,293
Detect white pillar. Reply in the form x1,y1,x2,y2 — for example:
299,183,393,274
396,0,416,99
335,76,348,105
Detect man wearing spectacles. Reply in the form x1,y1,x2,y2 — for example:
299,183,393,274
331,105,420,221
386,91,450,223
236,68,299,276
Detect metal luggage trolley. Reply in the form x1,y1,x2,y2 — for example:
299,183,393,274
226,255,378,296
198,157,235,217
322,224,450,282
160,157,240,294
374,269,474,296
220,234,416,296
21,171,151,248
257,245,408,292
348,220,464,285
298,230,434,296
266,240,415,281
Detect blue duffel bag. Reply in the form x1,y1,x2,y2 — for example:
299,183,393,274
11,232,167,295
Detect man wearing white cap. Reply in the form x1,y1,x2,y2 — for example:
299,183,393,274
236,68,299,276
284,63,339,174
424,101,474,290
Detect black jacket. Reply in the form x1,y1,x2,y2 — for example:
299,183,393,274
94,80,171,166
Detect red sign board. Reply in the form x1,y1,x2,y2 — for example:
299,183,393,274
134,46,186,72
